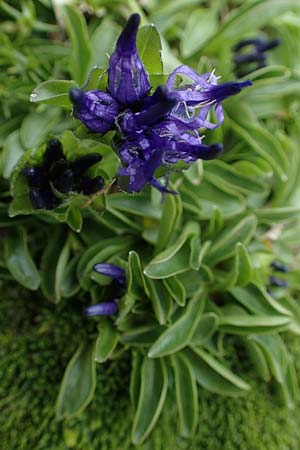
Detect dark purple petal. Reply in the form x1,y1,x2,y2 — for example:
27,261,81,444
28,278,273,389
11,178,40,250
84,301,118,316
108,14,150,105
171,80,252,104
70,88,120,133
93,263,126,286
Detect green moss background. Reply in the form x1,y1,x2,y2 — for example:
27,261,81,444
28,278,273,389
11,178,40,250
1,288,300,450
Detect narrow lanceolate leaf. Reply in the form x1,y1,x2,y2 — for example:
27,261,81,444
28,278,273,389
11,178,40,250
4,226,40,290
132,357,168,445
171,353,198,437
56,343,96,419
144,222,199,279
190,313,219,346
62,5,92,85
130,351,143,411
148,287,206,358
204,215,257,266
183,347,250,396
155,192,182,253
219,315,291,334
137,25,163,73
95,319,119,363
30,80,78,108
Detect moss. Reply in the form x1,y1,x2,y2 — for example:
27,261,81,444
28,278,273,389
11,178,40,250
1,291,300,450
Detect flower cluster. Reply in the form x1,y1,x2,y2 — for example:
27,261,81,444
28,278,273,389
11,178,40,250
84,263,126,316
233,37,281,78
22,139,104,209
70,13,251,193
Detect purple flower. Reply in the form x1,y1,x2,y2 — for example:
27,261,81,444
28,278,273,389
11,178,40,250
70,14,252,193
93,263,126,287
84,301,118,316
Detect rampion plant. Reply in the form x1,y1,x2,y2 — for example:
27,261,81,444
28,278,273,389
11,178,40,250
1,1,300,448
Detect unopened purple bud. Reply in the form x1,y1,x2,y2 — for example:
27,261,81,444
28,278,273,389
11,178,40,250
22,166,46,188
43,139,64,169
70,88,120,133
29,188,56,210
270,261,289,273
108,14,150,106
84,301,118,316
93,263,126,286
269,276,288,288
234,52,266,65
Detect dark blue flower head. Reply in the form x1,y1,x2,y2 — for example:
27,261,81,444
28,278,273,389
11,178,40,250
84,301,118,316
69,14,252,193
108,13,150,106
93,263,126,287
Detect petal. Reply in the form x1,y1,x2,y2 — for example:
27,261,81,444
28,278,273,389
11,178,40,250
108,14,150,105
84,301,118,316
70,88,119,133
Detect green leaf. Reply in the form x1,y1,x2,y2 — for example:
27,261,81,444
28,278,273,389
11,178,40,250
95,319,119,363
229,284,292,317
56,343,96,419
148,287,206,358
184,347,250,396
137,25,163,74
55,237,71,303
204,0,300,52
146,279,173,325
180,8,217,57
245,338,271,382
219,314,291,334
190,313,219,346
130,351,143,411
20,109,60,149
40,228,65,301
236,243,252,286
2,130,25,179
62,5,92,85
90,17,121,68
4,226,40,290
204,215,257,266
163,276,186,307
144,222,199,279
155,193,182,253
120,324,164,347
171,353,198,437
132,357,168,445
30,80,78,109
